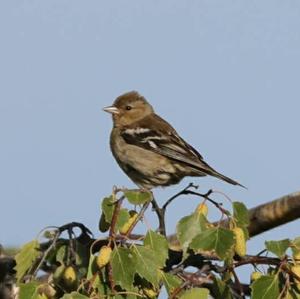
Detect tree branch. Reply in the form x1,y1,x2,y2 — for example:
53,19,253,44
247,191,300,237
168,190,300,251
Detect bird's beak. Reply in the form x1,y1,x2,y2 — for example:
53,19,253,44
102,106,119,114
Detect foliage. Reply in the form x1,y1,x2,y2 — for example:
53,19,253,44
11,186,300,298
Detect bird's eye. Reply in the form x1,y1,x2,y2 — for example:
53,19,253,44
126,105,132,111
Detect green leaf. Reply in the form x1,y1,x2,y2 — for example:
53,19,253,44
111,247,135,290
160,271,182,296
101,197,130,231
265,239,290,258
102,196,115,223
60,292,90,299
211,277,233,299
95,270,111,296
43,230,56,239
251,275,280,299
114,294,138,299
74,240,90,274
116,208,130,231
18,282,39,299
86,253,97,280
292,237,300,251
131,245,162,287
179,288,209,299
56,244,67,264
124,190,152,205
99,212,110,232
190,227,235,259
176,213,208,253
233,202,249,227
286,288,300,299
19,283,53,299
53,264,65,282
144,230,168,267
15,240,40,282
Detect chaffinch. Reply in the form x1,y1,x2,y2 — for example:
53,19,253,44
103,91,244,190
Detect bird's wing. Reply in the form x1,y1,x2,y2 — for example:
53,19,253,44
120,114,209,170
121,114,244,187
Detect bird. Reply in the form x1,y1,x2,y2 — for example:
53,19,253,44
103,91,244,190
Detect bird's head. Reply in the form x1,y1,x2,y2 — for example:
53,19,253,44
103,91,154,126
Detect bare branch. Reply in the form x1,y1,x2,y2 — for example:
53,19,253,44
162,183,198,210
247,191,300,237
151,197,166,236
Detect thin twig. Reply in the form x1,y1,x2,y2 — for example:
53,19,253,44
107,262,116,293
184,189,230,215
279,272,290,298
67,227,77,264
169,279,189,299
31,230,60,277
231,268,245,299
161,183,229,219
234,255,281,268
58,222,93,237
151,197,166,236
162,183,197,210
151,183,200,236
170,265,211,299
125,201,151,237
109,196,124,239
115,291,145,298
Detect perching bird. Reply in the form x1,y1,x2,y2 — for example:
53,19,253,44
103,91,244,190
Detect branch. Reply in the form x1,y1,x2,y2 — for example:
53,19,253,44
151,198,166,236
247,191,300,237
152,183,229,236
162,183,198,210
167,190,300,250
109,196,124,239
150,184,198,236
125,200,151,237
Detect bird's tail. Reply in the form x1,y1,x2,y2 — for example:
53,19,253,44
209,169,246,188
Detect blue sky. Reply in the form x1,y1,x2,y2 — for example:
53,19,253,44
0,0,299,269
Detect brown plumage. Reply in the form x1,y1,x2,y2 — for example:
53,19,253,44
103,91,244,190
